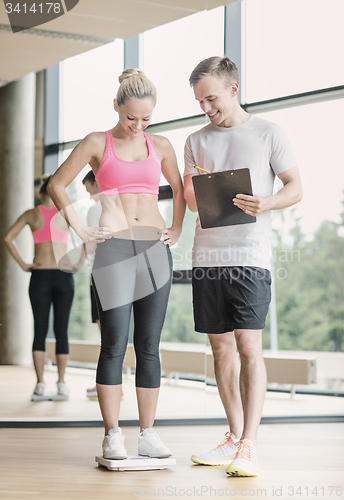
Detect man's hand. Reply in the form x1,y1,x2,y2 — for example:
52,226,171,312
233,167,302,216
233,194,268,217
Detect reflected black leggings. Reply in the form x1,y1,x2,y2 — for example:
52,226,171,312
92,236,172,388
29,269,74,354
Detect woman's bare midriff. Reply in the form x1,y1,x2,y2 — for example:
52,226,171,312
33,241,68,269
99,193,165,239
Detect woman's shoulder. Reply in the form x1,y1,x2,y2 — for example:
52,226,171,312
75,131,108,162
23,207,42,228
83,131,108,148
26,207,40,219
149,134,176,164
149,133,172,153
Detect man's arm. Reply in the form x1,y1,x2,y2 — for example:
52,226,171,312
233,166,302,217
183,173,198,212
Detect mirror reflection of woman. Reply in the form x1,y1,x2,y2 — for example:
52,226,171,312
4,175,77,399
48,69,186,460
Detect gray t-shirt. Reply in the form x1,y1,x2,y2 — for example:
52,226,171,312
183,115,297,271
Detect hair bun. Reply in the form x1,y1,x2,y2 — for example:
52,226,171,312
116,68,157,106
118,68,145,84
40,173,52,183
38,173,53,197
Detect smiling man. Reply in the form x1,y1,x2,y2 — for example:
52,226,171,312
183,56,302,477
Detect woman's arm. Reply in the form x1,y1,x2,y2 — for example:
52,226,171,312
155,136,186,247
4,211,37,272
47,133,113,243
183,173,198,212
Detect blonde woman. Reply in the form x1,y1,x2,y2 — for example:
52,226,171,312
48,69,185,459
4,175,76,399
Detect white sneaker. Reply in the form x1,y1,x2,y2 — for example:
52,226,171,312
191,432,239,466
87,388,98,400
138,428,172,458
226,439,259,477
102,427,127,460
33,382,45,396
57,382,70,397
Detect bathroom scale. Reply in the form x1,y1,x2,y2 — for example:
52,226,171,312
95,455,176,471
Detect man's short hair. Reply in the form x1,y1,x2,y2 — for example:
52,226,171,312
189,56,239,88
82,170,96,184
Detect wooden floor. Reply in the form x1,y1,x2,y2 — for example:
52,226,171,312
0,423,344,500
1,366,344,499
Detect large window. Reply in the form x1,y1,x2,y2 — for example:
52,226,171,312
243,0,344,359
143,7,224,123
255,100,344,353
245,0,344,102
60,40,124,142
256,100,344,236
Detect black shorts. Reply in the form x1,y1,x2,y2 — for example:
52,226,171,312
90,284,99,323
192,266,271,333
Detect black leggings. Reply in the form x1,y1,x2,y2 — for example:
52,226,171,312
92,234,172,389
29,269,75,354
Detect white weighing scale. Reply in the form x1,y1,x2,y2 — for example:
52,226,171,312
31,393,69,401
96,455,176,471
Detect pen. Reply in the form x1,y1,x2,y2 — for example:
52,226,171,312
193,164,211,174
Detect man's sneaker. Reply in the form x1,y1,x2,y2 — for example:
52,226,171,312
33,382,45,396
57,382,70,397
138,428,172,458
102,427,127,460
191,432,238,466
226,439,259,477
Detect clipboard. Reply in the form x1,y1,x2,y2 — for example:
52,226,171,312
192,168,256,229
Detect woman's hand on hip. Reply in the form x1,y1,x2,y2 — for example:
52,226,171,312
22,263,41,272
160,226,181,247
78,226,114,244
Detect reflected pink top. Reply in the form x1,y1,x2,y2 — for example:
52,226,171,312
95,130,161,195
32,205,69,244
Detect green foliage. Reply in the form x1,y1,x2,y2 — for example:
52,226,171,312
270,202,344,352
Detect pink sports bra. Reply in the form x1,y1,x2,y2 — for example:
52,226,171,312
95,130,161,195
32,205,69,244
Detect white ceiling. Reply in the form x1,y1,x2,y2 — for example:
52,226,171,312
0,0,234,87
